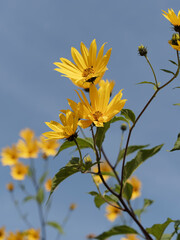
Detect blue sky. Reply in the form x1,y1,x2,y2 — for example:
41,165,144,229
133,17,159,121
0,0,180,239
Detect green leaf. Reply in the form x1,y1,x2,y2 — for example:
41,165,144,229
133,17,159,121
94,194,106,209
23,196,36,203
111,116,130,124
160,69,174,75
174,220,180,233
95,122,111,150
135,199,154,219
170,133,180,151
161,234,174,240
46,221,63,234
55,138,94,157
39,171,48,185
88,191,98,196
146,218,174,240
169,60,177,66
117,144,149,164
95,116,129,151
137,81,156,86
121,109,136,123
173,87,180,89
177,233,180,240
173,103,180,106
122,182,133,201
104,194,119,204
36,188,44,204
48,158,80,200
123,144,163,182
95,225,139,240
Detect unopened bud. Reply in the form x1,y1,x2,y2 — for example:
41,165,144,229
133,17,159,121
84,155,92,163
121,123,127,131
138,45,147,56
69,203,77,211
6,182,14,192
171,33,180,45
86,233,96,239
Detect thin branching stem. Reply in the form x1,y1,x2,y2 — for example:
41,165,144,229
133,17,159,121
120,51,180,197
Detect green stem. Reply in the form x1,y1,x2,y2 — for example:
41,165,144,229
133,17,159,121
10,191,32,228
30,158,46,240
73,138,83,165
145,55,158,87
120,50,180,197
114,130,124,169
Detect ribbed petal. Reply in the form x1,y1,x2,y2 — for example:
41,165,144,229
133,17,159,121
71,47,86,71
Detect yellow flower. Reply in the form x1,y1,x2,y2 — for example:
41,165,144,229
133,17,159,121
0,227,6,240
26,229,40,240
1,144,19,166
105,203,121,222
6,182,14,192
69,84,126,128
92,161,112,185
54,39,112,89
121,234,140,240
44,178,52,192
17,129,39,159
162,9,180,29
39,136,60,157
10,162,29,180
98,79,115,95
7,231,24,240
127,176,141,200
168,34,180,51
43,110,78,141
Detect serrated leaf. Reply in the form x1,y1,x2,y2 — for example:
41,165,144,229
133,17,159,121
123,144,163,182
39,172,48,185
117,144,149,164
122,182,133,201
95,225,139,240
46,221,63,234
137,81,156,86
121,109,136,123
48,158,80,200
23,196,36,203
170,133,180,151
160,69,174,75
169,60,177,66
36,188,44,204
55,138,94,158
146,218,174,240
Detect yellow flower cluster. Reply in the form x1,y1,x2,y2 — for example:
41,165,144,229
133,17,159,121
0,227,40,240
1,128,59,181
44,40,126,140
162,9,180,51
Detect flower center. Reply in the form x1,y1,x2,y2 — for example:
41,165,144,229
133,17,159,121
82,66,95,77
93,111,102,121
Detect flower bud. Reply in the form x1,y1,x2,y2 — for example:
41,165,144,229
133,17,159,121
69,203,77,211
138,45,147,56
121,123,127,131
6,182,14,192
